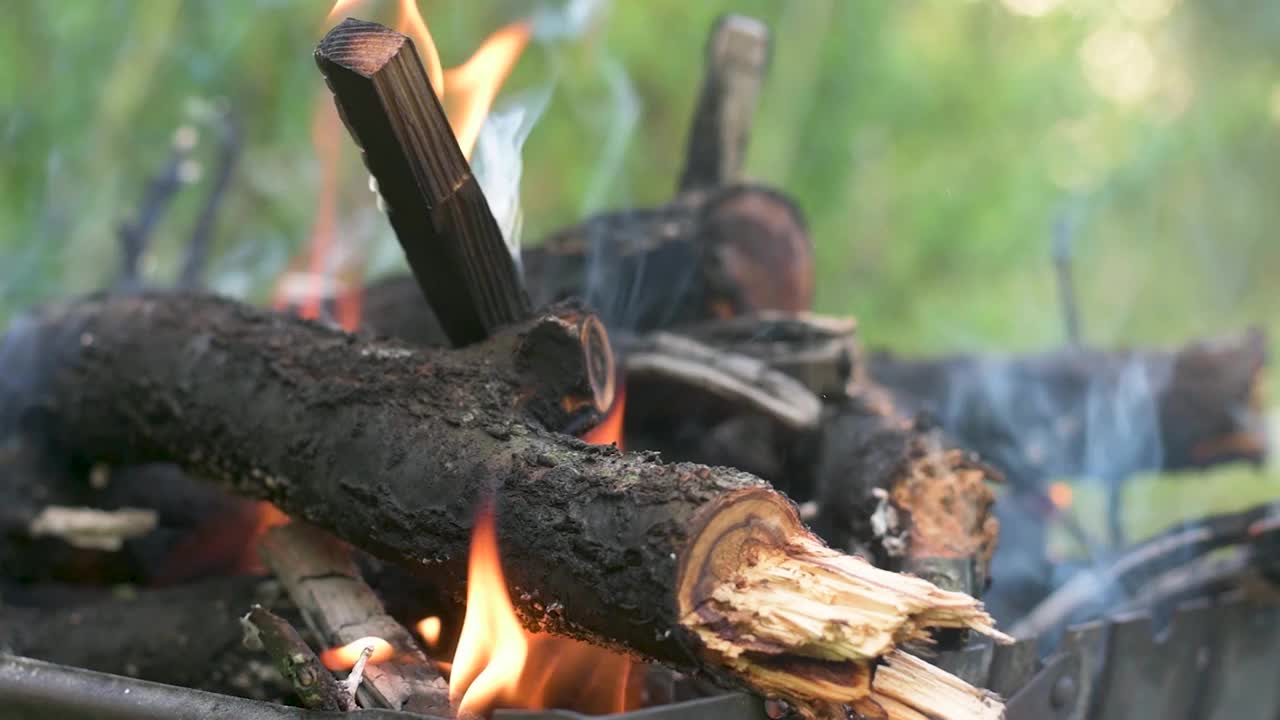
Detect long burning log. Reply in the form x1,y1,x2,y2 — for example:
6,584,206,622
867,330,1268,478
316,18,530,346
2,292,1005,718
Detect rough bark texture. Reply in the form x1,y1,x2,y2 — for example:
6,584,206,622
812,389,1000,592
1,292,1002,717
0,577,293,701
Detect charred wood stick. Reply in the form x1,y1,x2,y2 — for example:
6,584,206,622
0,577,293,700
678,14,770,192
258,523,451,716
523,184,812,332
868,328,1268,480
6,292,1004,718
315,18,529,347
242,605,353,711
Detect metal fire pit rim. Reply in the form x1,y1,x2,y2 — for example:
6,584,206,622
0,654,767,720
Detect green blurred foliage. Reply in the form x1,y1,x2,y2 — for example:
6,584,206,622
3,0,1279,362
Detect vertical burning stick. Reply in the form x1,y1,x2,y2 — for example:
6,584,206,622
315,17,530,347
678,14,770,192
258,522,452,716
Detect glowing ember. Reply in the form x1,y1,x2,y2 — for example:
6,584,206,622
321,636,394,671
416,616,442,649
582,384,626,449
1048,481,1074,510
448,505,636,716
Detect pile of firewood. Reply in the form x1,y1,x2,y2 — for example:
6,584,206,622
0,11,1269,720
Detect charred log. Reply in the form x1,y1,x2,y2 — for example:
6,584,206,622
522,184,812,332
812,389,1000,592
0,577,293,701
867,329,1268,481
3,292,1004,717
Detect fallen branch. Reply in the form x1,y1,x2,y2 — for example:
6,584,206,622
258,522,451,716
6,292,1004,718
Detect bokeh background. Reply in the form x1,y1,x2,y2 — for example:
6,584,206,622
3,0,1279,541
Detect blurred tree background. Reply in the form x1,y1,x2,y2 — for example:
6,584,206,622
3,0,1280,536
3,0,1278,352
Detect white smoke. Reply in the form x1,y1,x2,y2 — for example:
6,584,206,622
470,86,553,272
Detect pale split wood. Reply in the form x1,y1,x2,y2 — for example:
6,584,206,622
258,522,451,716
679,514,1009,719
871,650,1005,720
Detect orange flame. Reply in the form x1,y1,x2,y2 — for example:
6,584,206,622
286,1,531,329
441,21,532,159
582,384,626,449
321,636,395,671
416,616,443,649
448,506,636,716
449,506,530,714
1048,481,1074,510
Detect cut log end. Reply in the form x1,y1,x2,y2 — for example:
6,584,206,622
675,488,1007,717
316,17,407,76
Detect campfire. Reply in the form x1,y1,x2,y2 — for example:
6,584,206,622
1,4,1276,720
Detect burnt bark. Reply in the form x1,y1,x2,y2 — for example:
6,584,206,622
1,292,1000,715
316,18,530,346
0,291,774,664
522,184,812,332
812,389,999,591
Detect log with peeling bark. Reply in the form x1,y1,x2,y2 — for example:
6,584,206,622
522,183,813,331
812,388,1000,593
258,522,451,716
678,14,770,192
0,576,293,701
1,292,1006,718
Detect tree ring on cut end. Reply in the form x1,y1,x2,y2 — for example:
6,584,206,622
675,486,803,617
580,313,616,415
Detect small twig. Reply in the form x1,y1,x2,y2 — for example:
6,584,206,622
179,109,241,289
117,127,199,290
242,605,352,711
27,505,157,551
341,645,376,702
